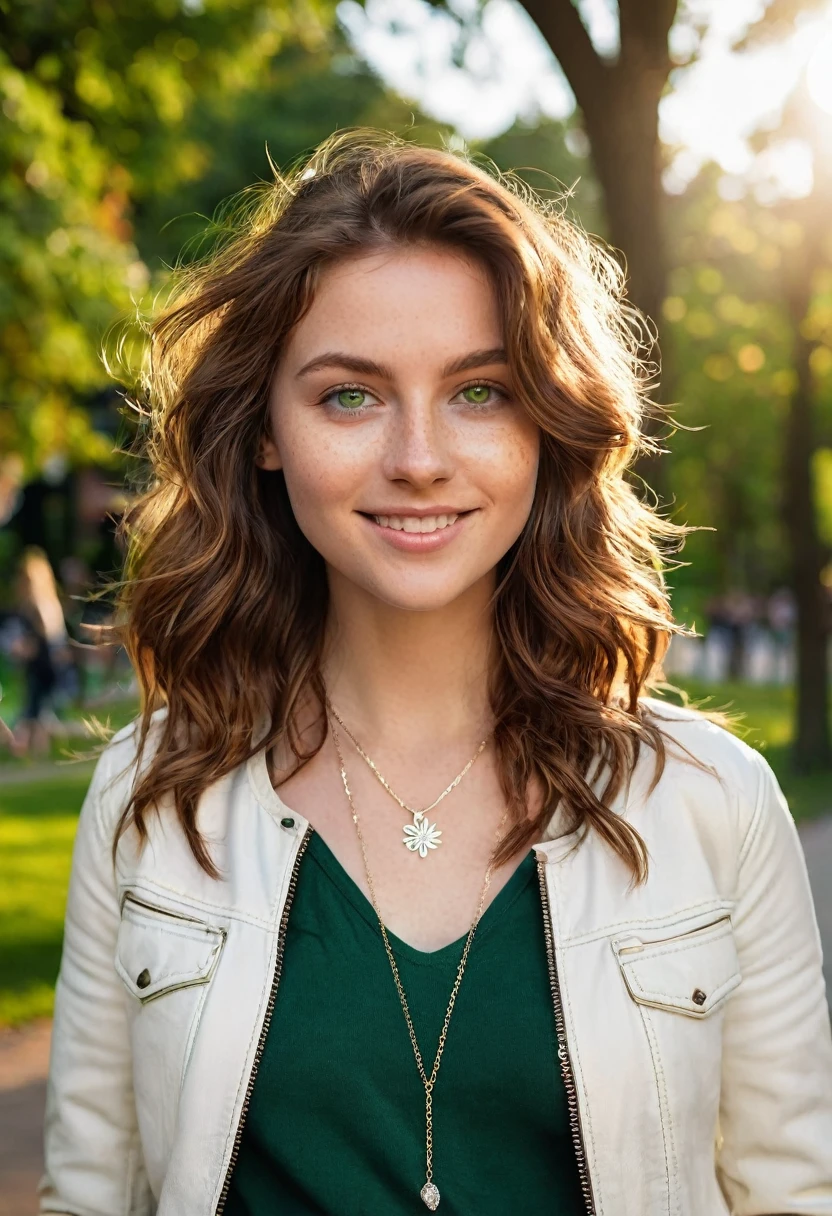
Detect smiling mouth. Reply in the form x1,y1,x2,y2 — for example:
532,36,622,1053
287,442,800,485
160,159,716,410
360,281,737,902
360,511,472,534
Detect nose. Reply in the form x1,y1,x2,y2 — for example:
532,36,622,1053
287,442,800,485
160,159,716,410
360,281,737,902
382,397,456,489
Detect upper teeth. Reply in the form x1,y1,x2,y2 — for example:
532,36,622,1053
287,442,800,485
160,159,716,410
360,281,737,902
373,514,459,533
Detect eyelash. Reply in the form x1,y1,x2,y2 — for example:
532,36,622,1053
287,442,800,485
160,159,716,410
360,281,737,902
318,379,509,417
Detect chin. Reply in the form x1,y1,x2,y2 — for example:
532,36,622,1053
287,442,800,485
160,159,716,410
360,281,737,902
356,566,494,614
372,589,471,614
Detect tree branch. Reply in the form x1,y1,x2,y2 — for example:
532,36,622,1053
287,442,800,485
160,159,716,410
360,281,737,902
517,0,611,114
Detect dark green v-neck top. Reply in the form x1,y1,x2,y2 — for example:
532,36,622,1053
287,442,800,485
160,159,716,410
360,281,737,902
224,829,585,1215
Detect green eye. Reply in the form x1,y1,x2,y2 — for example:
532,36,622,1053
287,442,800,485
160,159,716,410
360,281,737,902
462,384,492,405
337,389,366,410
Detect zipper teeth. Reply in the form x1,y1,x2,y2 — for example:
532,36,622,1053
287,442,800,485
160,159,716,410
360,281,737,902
616,914,729,956
214,825,313,1215
537,858,596,1216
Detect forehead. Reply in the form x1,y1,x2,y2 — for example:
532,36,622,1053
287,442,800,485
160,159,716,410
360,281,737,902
284,245,503,369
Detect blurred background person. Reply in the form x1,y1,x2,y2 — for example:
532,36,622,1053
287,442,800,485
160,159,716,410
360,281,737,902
768,585,798,685
4,547,74,758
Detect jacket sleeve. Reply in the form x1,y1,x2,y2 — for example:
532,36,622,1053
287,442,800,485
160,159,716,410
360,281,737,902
716,747,832,1214
39,750,153,1216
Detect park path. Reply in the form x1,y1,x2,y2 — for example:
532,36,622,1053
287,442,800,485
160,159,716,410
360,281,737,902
0,1021,51,1216
799,814,832,1008
1,818,831,1213
0,760,95,787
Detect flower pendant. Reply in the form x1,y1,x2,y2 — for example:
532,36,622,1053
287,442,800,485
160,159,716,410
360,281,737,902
403,812,442,858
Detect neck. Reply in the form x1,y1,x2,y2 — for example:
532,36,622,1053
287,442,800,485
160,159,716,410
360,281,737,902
321,570,496,749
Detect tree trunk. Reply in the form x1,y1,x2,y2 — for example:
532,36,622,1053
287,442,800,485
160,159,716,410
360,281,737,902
581,76,669,498
783,304,831,769
518,1,829,767
518,0,676,500
579,68,667,335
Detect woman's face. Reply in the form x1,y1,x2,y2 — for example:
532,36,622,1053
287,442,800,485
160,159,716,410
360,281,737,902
261,244,540,613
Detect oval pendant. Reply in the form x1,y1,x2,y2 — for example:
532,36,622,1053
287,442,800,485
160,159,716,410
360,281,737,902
421,1182,440,1209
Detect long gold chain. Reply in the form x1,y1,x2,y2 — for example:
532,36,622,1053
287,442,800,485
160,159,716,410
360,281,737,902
329,716,508,1211
326,698,489,817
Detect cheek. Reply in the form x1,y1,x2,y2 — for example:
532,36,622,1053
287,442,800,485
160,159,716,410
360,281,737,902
276,420,366,530
478,421,540,517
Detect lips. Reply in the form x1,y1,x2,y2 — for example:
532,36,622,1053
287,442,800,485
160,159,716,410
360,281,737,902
358,509,475,552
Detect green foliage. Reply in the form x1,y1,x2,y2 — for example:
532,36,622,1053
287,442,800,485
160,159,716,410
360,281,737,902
132,38,449,272
662,170,832,601
0,47,142,472
0,0,451,477
0,0,338,476
816,447,832,545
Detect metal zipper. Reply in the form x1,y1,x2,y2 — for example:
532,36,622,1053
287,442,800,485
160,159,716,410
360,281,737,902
537,857,596,1216
214,824,313,1214
615,914,730,957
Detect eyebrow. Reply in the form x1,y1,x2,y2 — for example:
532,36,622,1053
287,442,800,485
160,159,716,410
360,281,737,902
295,347,508,380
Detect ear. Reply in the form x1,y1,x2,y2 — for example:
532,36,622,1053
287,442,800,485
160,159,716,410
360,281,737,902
257,432,282,471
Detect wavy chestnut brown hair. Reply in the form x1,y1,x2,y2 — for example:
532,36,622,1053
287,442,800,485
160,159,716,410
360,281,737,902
103,128,693,882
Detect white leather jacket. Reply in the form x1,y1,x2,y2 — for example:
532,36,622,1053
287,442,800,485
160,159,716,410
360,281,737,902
40,699,832,1215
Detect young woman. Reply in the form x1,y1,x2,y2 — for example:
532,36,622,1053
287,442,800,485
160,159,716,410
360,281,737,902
41,132,832,1216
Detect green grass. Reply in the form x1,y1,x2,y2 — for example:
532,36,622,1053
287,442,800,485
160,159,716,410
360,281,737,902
0,772,94,1026
0,679,828,1027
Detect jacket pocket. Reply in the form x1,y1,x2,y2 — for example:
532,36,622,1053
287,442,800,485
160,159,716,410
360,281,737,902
115,892,228,1193
116,892,226,1005
612,914,742,1019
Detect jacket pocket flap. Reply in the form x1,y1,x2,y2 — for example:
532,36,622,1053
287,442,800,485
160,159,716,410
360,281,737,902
115,894,226,1003
615,916,741,1018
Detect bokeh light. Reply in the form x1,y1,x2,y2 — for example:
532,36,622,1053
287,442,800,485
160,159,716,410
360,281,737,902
807,29,832,115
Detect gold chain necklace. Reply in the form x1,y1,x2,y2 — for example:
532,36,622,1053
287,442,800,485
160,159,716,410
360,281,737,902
329,716,508,1211
326,698,489,859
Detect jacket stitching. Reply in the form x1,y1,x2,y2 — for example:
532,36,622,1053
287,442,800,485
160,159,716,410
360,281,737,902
640,1006,677,1215
123,1142,132,1216
86,776,148,1212
119,919,223,947
618,925,733,965
115,877,277,930
736,752,767,872
213,933,273,1209
179,982,211,1096
128,1132,154,1216
125,1136,140,1216
559,900,735,948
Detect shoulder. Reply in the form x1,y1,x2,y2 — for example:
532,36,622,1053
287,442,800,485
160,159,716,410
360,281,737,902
634,695,787,862
639,695,767,782
85,707,170,831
